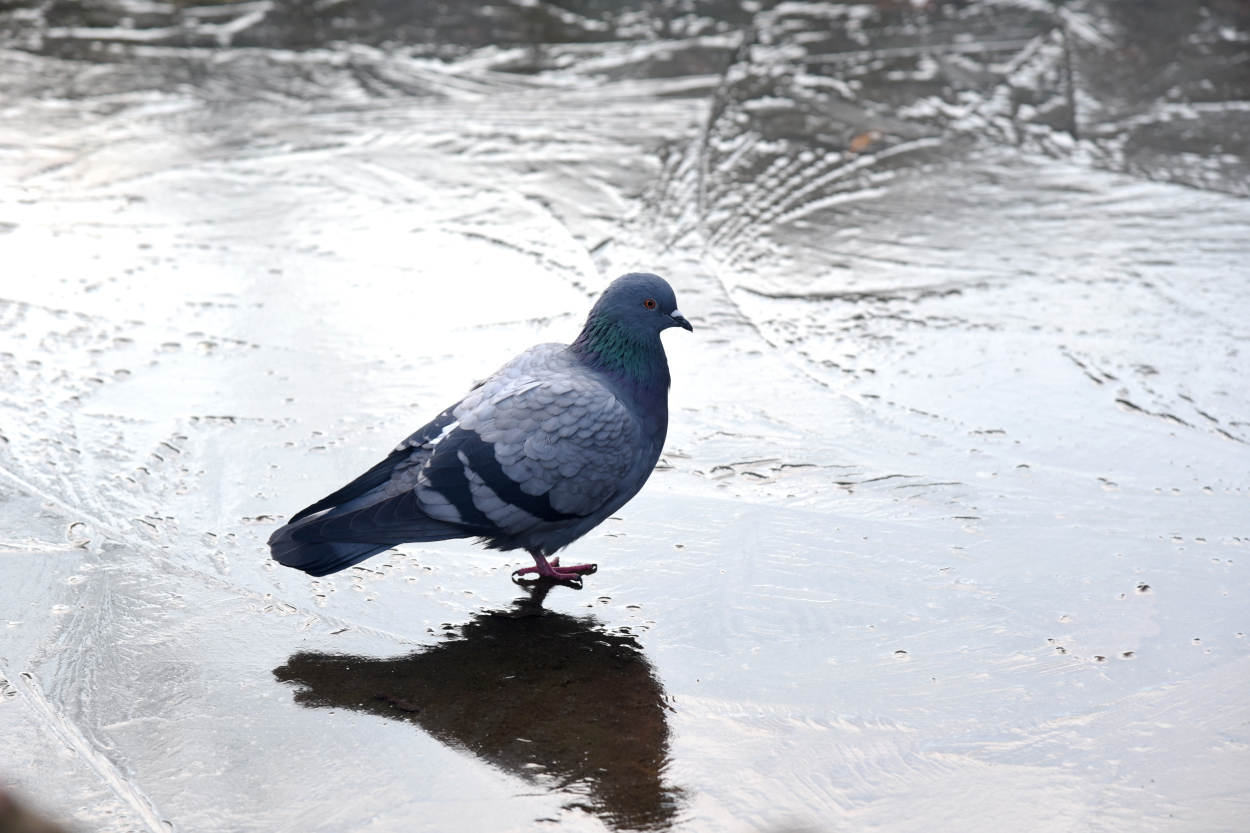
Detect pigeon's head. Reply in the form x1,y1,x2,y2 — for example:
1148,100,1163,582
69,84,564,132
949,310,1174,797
573,273,691,385
595,272,693,335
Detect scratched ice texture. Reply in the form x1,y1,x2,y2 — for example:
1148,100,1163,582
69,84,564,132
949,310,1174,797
1,1,1248,831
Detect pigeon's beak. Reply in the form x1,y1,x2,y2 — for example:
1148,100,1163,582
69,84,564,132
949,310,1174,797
669,310,694,332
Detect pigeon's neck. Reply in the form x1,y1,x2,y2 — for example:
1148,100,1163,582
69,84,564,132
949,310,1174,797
570,311,671,405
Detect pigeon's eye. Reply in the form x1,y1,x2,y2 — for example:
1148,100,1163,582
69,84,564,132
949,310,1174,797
643,298,657,310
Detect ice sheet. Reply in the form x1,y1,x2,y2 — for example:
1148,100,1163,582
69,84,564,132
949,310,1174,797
1,2,1248,832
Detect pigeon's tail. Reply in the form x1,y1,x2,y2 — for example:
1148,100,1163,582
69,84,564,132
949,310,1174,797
268,490,471,577
269,535,393,577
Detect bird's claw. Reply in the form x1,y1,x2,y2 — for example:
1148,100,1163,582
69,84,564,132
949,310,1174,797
511,572,583,589
511,556,597,585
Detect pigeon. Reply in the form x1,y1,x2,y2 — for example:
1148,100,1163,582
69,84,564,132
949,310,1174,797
269,272,693,583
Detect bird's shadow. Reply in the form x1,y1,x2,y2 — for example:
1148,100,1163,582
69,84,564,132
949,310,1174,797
273,582,685,831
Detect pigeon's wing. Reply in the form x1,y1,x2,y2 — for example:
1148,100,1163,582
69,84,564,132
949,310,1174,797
286,403,461,524
413,368,641,537
269,402,476,576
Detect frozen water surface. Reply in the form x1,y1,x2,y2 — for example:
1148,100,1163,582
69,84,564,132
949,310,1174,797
1,2,1248,831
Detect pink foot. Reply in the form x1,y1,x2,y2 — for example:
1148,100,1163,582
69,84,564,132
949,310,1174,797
512,555,598,582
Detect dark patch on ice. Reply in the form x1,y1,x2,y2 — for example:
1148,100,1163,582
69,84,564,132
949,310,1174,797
240,514,282,525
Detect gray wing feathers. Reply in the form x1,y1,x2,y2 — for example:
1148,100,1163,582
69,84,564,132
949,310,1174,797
451,349,639,525
274,343,645,572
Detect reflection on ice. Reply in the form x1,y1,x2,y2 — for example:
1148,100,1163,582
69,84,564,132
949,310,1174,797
273,586,684,832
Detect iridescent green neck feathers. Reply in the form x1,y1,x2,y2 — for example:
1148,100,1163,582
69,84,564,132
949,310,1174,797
570,310,671,393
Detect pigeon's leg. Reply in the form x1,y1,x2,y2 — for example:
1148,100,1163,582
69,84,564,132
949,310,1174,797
512,549,597,581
